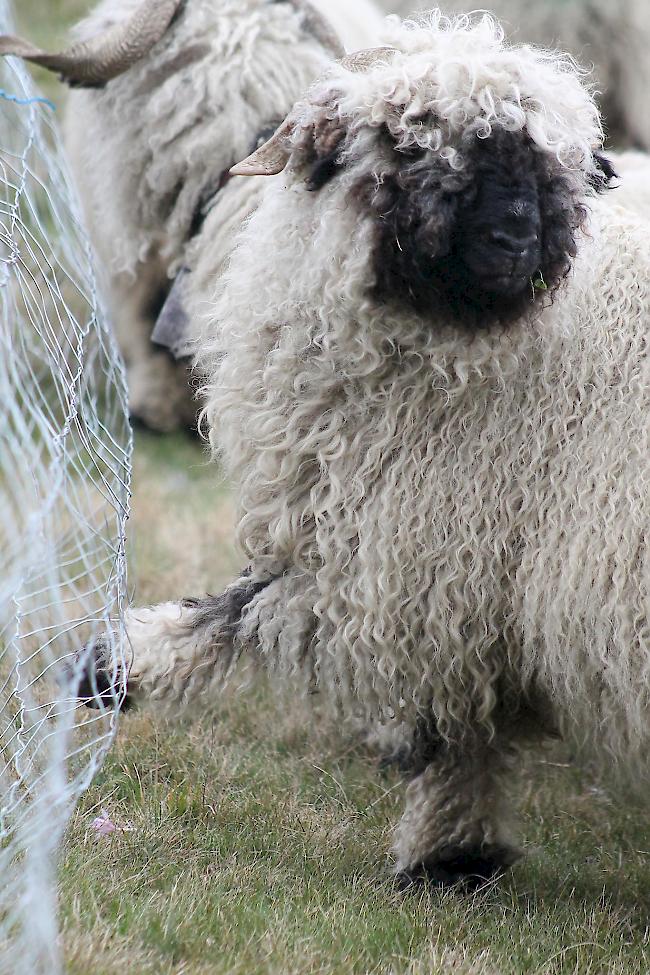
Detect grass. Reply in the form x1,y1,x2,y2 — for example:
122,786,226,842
14,2,650,972
16,1,93,100
55,434,650,975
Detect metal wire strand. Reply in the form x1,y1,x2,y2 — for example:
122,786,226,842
0,4,132,972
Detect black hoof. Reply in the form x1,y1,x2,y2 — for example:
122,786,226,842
73,639,132,711
128,412,199,438
396,843,519,891
128,412,161,433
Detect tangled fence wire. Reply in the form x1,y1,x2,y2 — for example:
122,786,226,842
0,2,132,971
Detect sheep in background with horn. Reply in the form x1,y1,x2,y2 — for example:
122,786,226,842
382,0,650,154
0,0,183,87
76,13,650,887
609,151,650,223
0,0,384,431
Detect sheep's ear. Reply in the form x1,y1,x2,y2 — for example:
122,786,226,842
230,46,398,178
230,117,296,177
589,151,618,193
151,269,191,360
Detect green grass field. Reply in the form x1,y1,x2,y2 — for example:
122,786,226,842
54,433,650,975
15,3,650,973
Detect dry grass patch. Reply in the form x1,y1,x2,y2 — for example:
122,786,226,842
60,681,650,975
129,432,238,603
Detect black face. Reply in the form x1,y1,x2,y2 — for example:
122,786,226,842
455,139,543,297
306,125,614,329
368,128,593,328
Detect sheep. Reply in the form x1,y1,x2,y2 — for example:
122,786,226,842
382,0,650,154
80,11,650,887
1,0,384,432
610,151,650,223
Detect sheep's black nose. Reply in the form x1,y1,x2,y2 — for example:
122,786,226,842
489,228,539,257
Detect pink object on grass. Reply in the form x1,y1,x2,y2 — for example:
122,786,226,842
90,810,133,835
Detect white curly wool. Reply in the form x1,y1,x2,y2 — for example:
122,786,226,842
112,13,650,878
382,0,650,152
610,151,650,223
64,0,384,430
198,17,649,758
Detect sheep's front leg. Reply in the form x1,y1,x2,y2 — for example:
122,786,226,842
77,571,275,708
110,261,197,433
394,738,522,888
78,567,317,709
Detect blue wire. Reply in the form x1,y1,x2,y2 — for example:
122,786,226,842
0,88,55,111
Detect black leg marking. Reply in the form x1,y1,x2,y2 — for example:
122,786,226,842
181,571,278,636
379,716,442,776
396,843,520,892
74,639,131,711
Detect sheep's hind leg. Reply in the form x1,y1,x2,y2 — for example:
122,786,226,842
393,737,522,889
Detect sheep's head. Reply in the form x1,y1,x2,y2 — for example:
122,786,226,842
0,0,342,89
233,13,615,329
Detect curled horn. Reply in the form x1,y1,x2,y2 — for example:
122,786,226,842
290,0,345,59
0,0,184,89
230,46,398,178
230,116,295,178
340,47,397,72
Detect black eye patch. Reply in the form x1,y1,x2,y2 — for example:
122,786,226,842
306,142,345,191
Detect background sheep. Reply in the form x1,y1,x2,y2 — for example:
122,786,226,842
383,0,650,154
610,151,650,223
10,1,647,434
80,13,650,888
4,0,384,431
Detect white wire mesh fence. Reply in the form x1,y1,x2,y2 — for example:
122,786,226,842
0,2,132,971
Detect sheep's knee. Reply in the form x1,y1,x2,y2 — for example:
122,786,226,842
125,601,224,703
393,738,522,889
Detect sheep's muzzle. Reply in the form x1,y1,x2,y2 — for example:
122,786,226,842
371,128,584,328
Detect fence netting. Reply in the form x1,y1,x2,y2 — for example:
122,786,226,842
0,2,132,971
